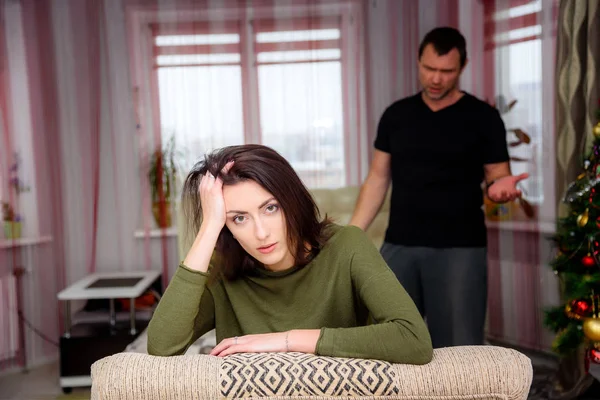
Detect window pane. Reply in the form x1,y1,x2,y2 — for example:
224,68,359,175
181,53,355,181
493,25,541,42
256,29,340,43
495,39,543,203
258,61,345,188
157,66,244,169
156,53,241,66
257,49,340,63
493,0,541,20
155,34,240,46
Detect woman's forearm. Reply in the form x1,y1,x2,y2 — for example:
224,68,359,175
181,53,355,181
183,222,222,273
288,329,321,353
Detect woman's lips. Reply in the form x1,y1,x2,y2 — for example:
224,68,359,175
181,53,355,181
257,243,277,254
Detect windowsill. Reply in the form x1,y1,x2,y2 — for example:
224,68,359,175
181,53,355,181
485,220,555,234
134,227,178,238
0,236,53,249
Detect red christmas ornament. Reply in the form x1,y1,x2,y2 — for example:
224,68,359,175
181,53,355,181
574,300,591,315
583,254,596,267
585,347,600,372
566,299,593,319
590,349,600,364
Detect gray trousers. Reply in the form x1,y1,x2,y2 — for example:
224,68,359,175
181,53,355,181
380,242,487,348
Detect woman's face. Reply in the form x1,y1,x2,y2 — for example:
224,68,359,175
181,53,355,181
223,180,295,271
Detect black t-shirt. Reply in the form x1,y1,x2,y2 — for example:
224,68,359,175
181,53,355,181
374,92,509,247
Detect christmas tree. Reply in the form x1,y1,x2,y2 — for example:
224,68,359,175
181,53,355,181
545,101,600,363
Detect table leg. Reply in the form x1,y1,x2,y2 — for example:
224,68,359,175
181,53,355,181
109,299,116,327
64,301,71,338
129,298,136,335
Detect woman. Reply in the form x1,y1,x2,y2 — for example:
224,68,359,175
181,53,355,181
147,144,433,364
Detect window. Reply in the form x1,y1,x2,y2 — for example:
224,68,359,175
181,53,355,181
254,18,346,188
484,0,557,221
148,9,360,189
153,23,245,170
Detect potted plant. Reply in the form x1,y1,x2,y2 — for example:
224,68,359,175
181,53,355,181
2,202,22,239
148,137,180,228
2,152,29,238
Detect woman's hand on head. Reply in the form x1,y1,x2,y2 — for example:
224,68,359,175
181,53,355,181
199,161,234,230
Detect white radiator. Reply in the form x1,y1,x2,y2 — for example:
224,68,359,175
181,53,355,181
0,273,19,366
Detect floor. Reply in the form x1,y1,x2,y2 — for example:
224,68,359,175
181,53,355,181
0,361,90,400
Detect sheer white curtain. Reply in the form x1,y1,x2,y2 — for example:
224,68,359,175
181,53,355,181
130,0,367,191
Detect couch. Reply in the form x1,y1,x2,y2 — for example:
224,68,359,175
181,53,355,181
92,186,532,399
91,346,532,399
310,186,390,249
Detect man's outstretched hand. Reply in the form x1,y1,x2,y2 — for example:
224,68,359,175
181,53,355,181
487,173,529,203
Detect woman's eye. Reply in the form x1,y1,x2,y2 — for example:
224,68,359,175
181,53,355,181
265,204,279,213
233,215,246,224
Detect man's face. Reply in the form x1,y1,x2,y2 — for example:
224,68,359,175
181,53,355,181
418,44,464,101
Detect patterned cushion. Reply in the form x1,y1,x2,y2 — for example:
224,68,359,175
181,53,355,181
221,352,398,398
91,345,533,399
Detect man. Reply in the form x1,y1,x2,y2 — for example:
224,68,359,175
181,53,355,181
349,27,527,348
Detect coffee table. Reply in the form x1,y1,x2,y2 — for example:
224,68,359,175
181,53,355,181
56,270,162,393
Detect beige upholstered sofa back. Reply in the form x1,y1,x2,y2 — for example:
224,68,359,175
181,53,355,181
91,345,532,400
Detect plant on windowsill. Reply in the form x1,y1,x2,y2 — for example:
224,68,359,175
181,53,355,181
2,152,30,239
148,136,181,228
484,95,536,222
1,202,22,239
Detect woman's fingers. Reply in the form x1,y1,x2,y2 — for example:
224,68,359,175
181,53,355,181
210,337,236,356
217,345,242,357
199,172,214,192
222,160,234,174
211,172,223,192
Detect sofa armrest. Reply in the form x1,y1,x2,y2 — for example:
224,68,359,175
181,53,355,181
91,345,532,400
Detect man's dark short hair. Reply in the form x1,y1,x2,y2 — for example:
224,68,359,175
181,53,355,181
418,27,467,68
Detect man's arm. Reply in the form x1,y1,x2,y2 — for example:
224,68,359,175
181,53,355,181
481,107,529,203
484,161,528,203
349,149,391,231
483,161,511,186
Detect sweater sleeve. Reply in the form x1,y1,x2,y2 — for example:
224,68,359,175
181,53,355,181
147,264,215,356
316,227,433,364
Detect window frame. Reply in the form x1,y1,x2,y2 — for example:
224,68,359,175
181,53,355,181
127,1,365,194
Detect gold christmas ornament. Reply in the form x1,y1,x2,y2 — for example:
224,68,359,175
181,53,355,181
593,122,600,138
578,208,590,227
565,302,574,317
584,318,600,342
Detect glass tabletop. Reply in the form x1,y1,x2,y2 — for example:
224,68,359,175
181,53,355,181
85,277,143,289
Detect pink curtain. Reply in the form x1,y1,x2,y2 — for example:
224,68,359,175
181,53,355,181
0,0,175,371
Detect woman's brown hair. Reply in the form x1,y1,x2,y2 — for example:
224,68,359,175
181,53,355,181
182,144,332,280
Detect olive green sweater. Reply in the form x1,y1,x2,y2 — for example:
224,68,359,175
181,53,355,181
147,225,433,364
